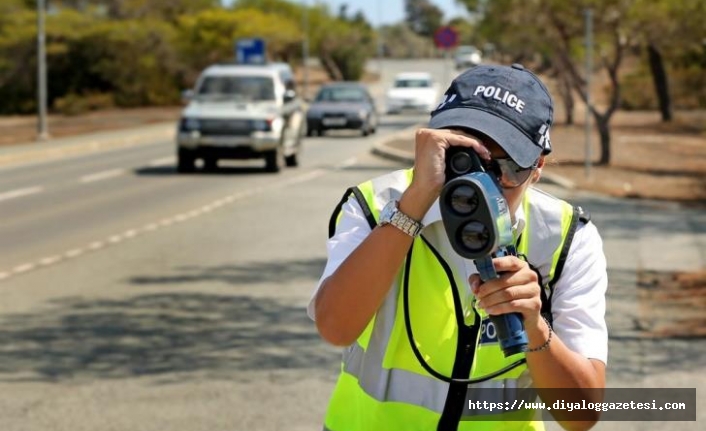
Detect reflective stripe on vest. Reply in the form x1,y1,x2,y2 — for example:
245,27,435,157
324,169,574,431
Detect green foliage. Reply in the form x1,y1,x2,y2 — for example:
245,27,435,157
54,92,114,116
319,19,376,80
0,0,380,114
0,8,41,114
56,0,220,21
380,24,436,58
620,67,657,111
405,0,444,37
84,19,183,106
670,64,706,110
176,7,301,81
233,0,376,81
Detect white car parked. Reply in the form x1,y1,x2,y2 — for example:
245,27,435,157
385,72,440,114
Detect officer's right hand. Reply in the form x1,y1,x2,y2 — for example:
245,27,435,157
403,128,491,218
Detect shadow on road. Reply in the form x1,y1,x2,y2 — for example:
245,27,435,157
0,258,338,383
0,293,337,383
133,165,273,176
130,258,327,286
568,193,706,240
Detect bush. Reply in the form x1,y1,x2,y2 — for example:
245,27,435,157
670,65,706,109
54,93,115,116
620,69,657,111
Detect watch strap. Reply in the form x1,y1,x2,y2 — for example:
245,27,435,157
380,201,423,237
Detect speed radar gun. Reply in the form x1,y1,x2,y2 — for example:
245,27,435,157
440,147,528,357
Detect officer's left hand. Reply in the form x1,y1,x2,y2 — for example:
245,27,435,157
469,255,542,328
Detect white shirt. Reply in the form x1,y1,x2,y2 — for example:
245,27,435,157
308,191,608,364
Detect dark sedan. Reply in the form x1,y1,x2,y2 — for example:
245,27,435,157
306,82,378,136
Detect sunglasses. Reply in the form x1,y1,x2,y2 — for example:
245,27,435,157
481,157,538,189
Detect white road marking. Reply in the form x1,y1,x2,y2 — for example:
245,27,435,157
149,156,175,167
64,248,84,258
88,241,105,250
80,169,125,183
0,186,44,202
0,166,345,282
39,256,62,266
108,235,123,244
336,157,358,168
13,263,36,273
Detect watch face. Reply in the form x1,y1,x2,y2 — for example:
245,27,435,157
380,200,397,223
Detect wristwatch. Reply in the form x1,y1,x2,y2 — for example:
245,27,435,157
378,200,424,237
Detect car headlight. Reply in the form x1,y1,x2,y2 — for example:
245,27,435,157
307,110,322,119
251,119,273,132
180,118,200,132
357,109,367,119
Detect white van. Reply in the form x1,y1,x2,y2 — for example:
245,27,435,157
176,63,305,173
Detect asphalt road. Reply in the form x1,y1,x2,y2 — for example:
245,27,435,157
0,118,431,430
0,56,448,430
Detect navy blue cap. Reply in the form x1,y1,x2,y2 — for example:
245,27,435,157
429,63,553,168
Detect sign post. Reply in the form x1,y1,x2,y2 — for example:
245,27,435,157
235,38,267,65
434,26,459,88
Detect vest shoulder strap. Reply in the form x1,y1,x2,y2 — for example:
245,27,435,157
534,203,590,327
328,186,377,238
576,205,591,223
547,205,590,292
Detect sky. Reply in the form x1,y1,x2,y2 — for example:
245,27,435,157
221,1,469,27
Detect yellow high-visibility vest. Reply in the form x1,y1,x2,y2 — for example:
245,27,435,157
324,168,584,431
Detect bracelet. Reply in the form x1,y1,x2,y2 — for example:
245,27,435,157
526,316,552,353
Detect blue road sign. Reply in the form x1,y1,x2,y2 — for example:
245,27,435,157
235,38,267,65
434,26,459,50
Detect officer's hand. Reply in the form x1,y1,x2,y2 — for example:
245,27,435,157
403,128,491,217
469,255,542,328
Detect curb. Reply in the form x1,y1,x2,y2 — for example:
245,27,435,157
370,124,421,165
372,126,576,190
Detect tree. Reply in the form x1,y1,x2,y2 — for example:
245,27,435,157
630,0,706,121
404,0,443,37
176,7,301,74
53,0,220,21
458,0,638,166
235,0,376,81
380,23,436,58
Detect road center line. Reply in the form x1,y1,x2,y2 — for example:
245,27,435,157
1,166,336,282
80,168,125,183
0,186,44,202
149,156,176,167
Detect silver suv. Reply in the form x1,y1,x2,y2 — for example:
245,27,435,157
176,63,304,173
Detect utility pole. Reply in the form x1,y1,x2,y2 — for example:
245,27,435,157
584,8,593,179
301,1,310,100
37,0,49,141
377,1,384,77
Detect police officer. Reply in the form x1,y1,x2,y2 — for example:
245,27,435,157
308,64,608,431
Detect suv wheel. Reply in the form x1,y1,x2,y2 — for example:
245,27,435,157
177,149,195,173
203,157,218,171
264,147,285,173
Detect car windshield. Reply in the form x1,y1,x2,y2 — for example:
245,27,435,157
197,76,275,101
315,86,367,102
457,46,479,55
394,79,431,88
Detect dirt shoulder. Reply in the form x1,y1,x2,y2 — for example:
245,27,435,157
0,106,183,147
548,109,706,204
